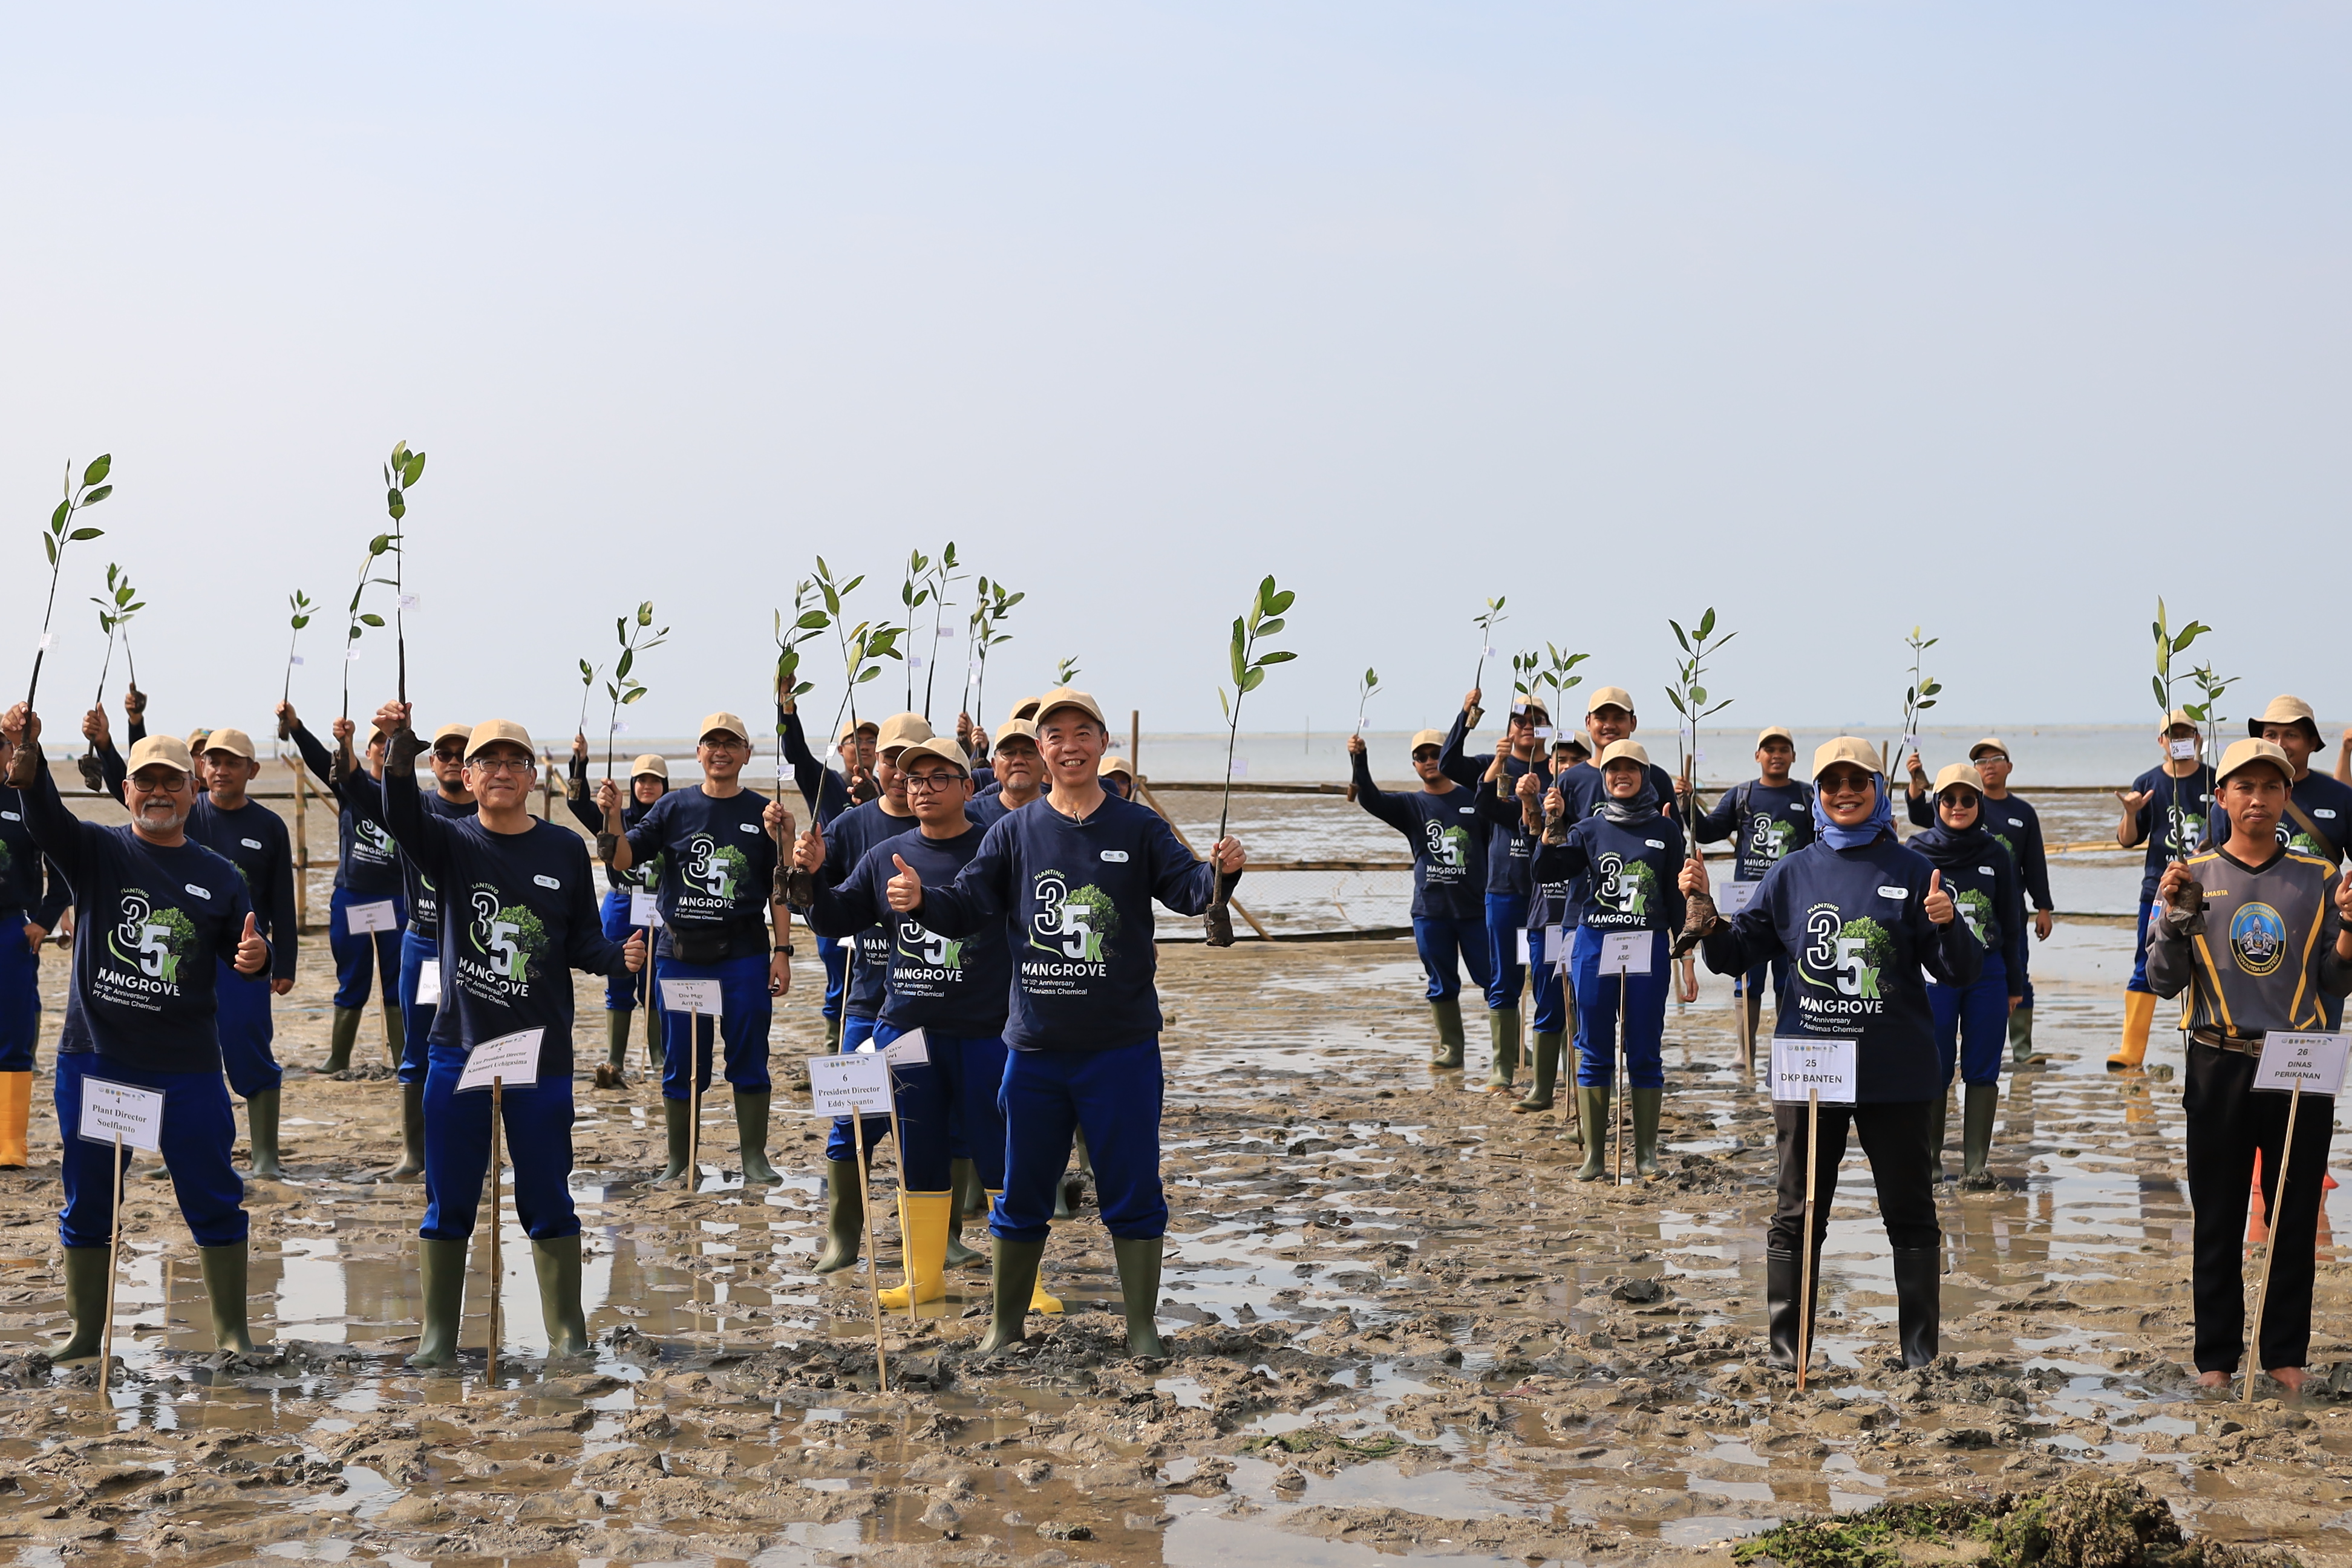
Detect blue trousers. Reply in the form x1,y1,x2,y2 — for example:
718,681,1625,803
1484,891,1529,1010
598,890,647,1011
2127,898,2156,994
329,887,406,1010
55,1051,246,1249
991,1040,1166,1243
419,1040,578,1242
1932,950,2011,1086
821,1021,1007,1192
1413,915,1495,1005
841,1013,877,1054
658,952,773,1100
1735,955,1792,1013
818,933,846,1024
214,959,281,1098
1571,927,1669,1089
396,929,437,1083
0,913,39,1073
1527,924,1572,1034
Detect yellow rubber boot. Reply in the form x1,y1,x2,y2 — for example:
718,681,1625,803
988,1189,1063,1313
2108,991,2156,1070
877,1190,953,1310
0,1071,31,1168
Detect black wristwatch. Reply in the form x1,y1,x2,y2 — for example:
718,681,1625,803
775,943,795,957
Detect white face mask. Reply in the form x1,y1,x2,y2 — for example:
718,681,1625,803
2169,739,2198,761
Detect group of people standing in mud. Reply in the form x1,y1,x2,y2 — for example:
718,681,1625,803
1350,686,2352,1391
2,658,2349,1397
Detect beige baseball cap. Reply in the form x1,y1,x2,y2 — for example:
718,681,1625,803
894,736,971,774
1010,696,1043,722
839,716,880,741
631,753,669,780
2158,708,2197,737
1968,736,2010,761
994,717,1040,748
1598,739,1651,769
875,712,934,753
1099,754,1133,779
1410,729,1448,752
200,727,256,761
465,719,534,760
2217,737,2295,787
1586,685,1635,716
1756,725,1795,749
126,734,194,776
2250,694,2321,742
430,722,471,749
1032,687,1106,729
1812,735,1882,780
698,711,751,744
1932,763,1985,797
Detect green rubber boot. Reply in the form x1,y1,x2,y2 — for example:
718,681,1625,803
1630,1087,1664,1180
405,1236,470,1368
825,1013,843,1054
1485,1008,1521,1091
51,1246,110,1362
1513,1031,1562,1112
531,1235,592,1358
2008,1004,2035,1065
1961,1082,1999,1189
322,1005,362,1074
603,1010,632,1084
244,1088,284,1181
382,1082,425,1182
944,1156,983,1268
735,1090,782,1186
381,1002,405,1068
198,1241,258,1354
814,1158,864,1273
1563,1040,1585,1145
644,1000,664,1068
1429,997,1467,1069
658,1097,692,1185
1112,1235,1166,1359
1573,1087,1612,1181
978,1236,1048,1356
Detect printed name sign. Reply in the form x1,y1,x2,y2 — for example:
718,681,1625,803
79,1078,164,1152
1770,1037,1858,1105
413,959,441,1007
457,1029,543,1091
661,978,722,1015
2253,1033,2350,1096
1717,880,1759,914
882,1028,930,1067
629,891,662,927
809,1053,893,1116
1598,932,1650,975
1546,924,1566,971
347,900,399,935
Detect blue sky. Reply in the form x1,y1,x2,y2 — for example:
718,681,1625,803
4,3,2345,745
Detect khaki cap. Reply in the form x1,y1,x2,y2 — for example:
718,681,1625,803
1968,735,2009,761
1033,687,1106,729
2217,737,2295,786
1756,725,1795,749
2250,694,2321,741
698,711,751,743
894,736,971,774
1812,735,1883,780
994,717,1040,748
1586,685,1635,716
200,727,256,761
1597,739,1651,769
431,723,471,748
875,711,935,752
1099,754,1133,778
126,735,194,776
465,719,534,760
1410,729,1448,751
631,753,669,780
1010,696,1042,722
1932,763,1985,797
1553,733,1590,754
839,717,880,740
2158,708,2197,737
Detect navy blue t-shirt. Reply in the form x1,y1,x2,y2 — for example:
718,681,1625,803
187,795,299,984
353,779,480,939
566,759,661,894
624,786,779,959
292,722,403,897
814,798,921,1018
1349,752,1487,921
1532,812,1690,932
0,786,70,929
1439,711,1536,898
805,820,1011,1037
1696,780,1817,883
2129,765,2215,902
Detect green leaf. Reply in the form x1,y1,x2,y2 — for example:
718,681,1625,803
1217,688,1231,722
83,454,113,486
857,667,881,684
616,649,635,679
797,610,829,631
622,687,646,704
50,500,70,530
349,626,364,641
2151,675,2167,710
369,534,391,554
1689,685,1706,705
69,526,102,540
359,613,385,627
1669,619,1689,653
81,485,112,506
402,453,426,487
1697,606,1716,640
291,615,311,630
1256,649,1296,665
1240,666,1264,693
1665,690,1687,714
636,601,655,626
1257,616,1284,637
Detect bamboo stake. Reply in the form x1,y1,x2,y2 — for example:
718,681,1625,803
1135,780,1270,939
850,1108,890,1391
488,1076,504,1388
684,999,701,1190
98,1131,123,1406
2244,1080,2304,1403
1797,1088,1820,1392
287,756,312,932
1613,955,1627,1186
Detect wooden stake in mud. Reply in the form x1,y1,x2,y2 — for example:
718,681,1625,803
487,1076,505,1388
849,1107,890,1391
97,1131,124,1404
1612,946,1628,1186
2244,1079,2305,1404
1796,1085,1820,1393
286,756,313,932
683,998,702,1190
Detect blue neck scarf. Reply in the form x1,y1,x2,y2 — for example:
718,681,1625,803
1813,774,1896,851
1908,805,1990,869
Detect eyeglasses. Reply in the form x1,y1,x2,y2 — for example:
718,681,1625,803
128,774,190,795
469,756,535,775
431,746,466,761
902,773,964,793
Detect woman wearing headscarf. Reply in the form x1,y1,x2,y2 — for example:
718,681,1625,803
1907,763,2027,1187
1530,740,1685,1181
1679,736,1978,1373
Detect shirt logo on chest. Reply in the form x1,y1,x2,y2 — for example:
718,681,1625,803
2229,901,2286,978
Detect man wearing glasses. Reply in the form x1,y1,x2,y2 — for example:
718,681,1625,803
3,705,272,1362
599,712,794,1188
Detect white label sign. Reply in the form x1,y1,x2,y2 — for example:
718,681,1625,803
1514,929,1529,965
347,900,399,935
457,1028,543,1091
809,1053,893,1116
882,1027,930,1067
2169,739,2199,760
1770,1036,1858,1105
413,959,442,1007
661,978,723,1015
1545,923,1566,972
1598,931,1650,975
629,890,661,927
2253,1032,2350,1096
1717,880,1759,913
78,1077,164,1152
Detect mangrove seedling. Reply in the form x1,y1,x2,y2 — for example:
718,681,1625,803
1665,607,1735,958
77,565,144,792
965,575,1024,725
21,453,112,720
1205,575,1298,947
383,441,425,704
606,600,667,785
2151,599,2212,866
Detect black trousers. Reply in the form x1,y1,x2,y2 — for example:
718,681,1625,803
1771,1100,1941,1255
2184,1042,2336,1374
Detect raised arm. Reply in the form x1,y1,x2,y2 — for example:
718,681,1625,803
560,835,635,979
2,708,100,890
1437,702,1483,791
802,843,889,939
266,823,299,986
1146,808,1233,917
897,819,1017,938
1349,745,1414,836
1694,785,1740,846
374,704,458,885
1529,823,1590,886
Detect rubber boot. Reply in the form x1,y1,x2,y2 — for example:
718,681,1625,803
405,1236,470,1368
644,1001,663,1069
381,1002,405,1069
825,1013,843,1054
322,1005,362,1074
944,1157,982,1268
1111,1235,1166,1358
1428,997,1466,1069
243,1088,284,1181
1930,1088,1951,1183
735,1091,782,1186
978,1237,1047,1354
1483,1009,1520,1092
986,1190,1062,1312
0,1071,30,1167
1765,1247,1807,1371
814,1159,863,1273
1892,1247,1939,1369
878,1190,953,1310
1563,1040,1585,1145
1512,1033,1561,1113
2108,990,2155,1070
382,1082,425,1182
599,1010,631,1088
1630,1087,1664,1180
198,1241,257,1354
658,1097,692,1186
1961,1082,1999,1189
2008,1003,2035,1065
51,1246,110,1362
1573,1087,1612,1180
531,1234,592,1357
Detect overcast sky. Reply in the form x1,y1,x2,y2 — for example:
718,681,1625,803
4,3,2346,746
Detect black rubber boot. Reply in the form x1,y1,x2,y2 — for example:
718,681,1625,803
1112,1236,1166,1358
243,1088,284,1180
382,1082,425,1182
322,1005,361,1074
199,1241,258,1354
1930,1087,1952,1183
1765,1247,1806,1371
1960,1083,1999,1189
51,1246,109,1363
658,1097,691,1185
944,1157,982,1268
1513,1031,1561,1112
814,1159,863,1273
532,1235,592,1358
978,1237,1047,1355
1428,998,1466,1069
1892,1247,1940,1369
735,1091,781,1186
405,1236,470,1368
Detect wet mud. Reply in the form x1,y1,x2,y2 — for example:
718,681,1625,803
4,928,2352,1566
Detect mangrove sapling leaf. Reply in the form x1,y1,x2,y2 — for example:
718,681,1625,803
898,549,932,711
1055,655,1080,687
1541,645,1589,744
281,590,316,715
382,440,425,704
1664,608,1736,960
1206,575,1299,946
2150,599,2215,864
2182,661,2238,793
920,542,964,724
1470,596,1506,694
339,531,399,719
773,581,830,808
966,575,1023,725
813,557,883,751
606,600,668,782
1354,668,1380,734
21,453,113,718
